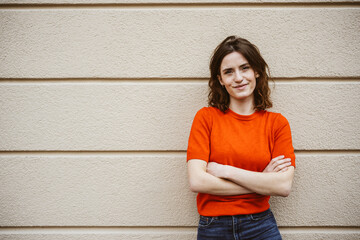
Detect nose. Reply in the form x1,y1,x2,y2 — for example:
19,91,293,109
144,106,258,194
234,70,243,82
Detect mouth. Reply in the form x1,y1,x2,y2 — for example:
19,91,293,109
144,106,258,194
233,83,248,89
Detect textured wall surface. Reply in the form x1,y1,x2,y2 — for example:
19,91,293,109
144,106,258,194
0,0,359,239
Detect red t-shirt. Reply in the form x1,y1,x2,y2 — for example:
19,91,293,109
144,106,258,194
187,107,295,216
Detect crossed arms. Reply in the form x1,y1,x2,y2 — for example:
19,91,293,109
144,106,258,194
187,155,294,197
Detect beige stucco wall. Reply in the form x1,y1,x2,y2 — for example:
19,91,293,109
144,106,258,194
0,0,359,239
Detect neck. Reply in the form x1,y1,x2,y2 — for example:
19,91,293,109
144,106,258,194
229,97,255,115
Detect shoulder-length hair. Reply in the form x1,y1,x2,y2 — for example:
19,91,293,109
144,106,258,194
208,36,272,112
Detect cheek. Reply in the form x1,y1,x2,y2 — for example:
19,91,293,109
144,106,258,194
225,86,234,96
222,78,232,86
252,80,256,88
250,83,256,92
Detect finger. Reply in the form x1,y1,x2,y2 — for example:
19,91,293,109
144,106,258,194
276,162,292,171
275,161,292,171
279,158,291,164
280,163,291,172
272,158,291,168
269,155,284,167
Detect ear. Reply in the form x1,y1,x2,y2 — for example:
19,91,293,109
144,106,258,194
255,72,260,78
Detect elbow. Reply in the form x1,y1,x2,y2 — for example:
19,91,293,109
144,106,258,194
189,174,210,193
189,180,198,193
189,177,203,193
276,167,295,197
279,188,291,197
187,160,214,194
277,182,292,197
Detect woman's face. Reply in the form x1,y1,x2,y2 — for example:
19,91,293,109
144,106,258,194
218,51,258,104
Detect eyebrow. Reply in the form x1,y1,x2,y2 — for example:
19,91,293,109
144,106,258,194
221,63,249,73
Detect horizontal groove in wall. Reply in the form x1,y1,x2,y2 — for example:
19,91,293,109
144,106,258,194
0,79,208,84
0,77,359,84
0,2,359,9
0,150,359,157
273,77,360,82
0,226,196,234
295,150,360,155
0,226,358,234
280,226,360,234
0,150,187,157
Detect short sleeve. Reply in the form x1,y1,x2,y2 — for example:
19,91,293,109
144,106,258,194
272,114,296,167
186,107,212,162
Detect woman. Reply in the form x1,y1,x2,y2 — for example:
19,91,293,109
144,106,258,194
187,36,295,240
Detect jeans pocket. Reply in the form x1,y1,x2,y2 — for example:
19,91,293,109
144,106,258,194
199,215,216,227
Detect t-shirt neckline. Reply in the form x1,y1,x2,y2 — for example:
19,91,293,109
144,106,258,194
226,108,262,120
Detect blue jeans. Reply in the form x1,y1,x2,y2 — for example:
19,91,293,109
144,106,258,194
197,209,282,240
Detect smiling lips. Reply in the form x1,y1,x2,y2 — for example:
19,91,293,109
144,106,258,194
233,83,248,89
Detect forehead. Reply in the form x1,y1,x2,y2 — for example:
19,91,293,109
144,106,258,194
220,51,248,69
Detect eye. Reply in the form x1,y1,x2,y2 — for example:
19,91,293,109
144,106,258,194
242,65,250,70
224,69,232,74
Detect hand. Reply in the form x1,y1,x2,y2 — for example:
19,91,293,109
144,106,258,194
263,155,291,173
207,162,227,178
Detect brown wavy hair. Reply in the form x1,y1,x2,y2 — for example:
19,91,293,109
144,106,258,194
208,36,272,112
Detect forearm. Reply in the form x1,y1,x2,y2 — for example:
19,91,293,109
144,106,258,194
188,160,253,196
190,169,253,196
223,166,295,197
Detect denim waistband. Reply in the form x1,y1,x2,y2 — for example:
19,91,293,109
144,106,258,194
201,208,271,221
